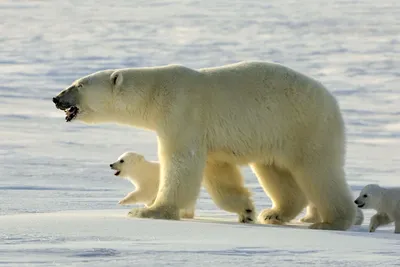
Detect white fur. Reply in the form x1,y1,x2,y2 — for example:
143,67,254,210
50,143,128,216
54,61,356,230
300,203,364,226
110,152,195,219
355,184,400,233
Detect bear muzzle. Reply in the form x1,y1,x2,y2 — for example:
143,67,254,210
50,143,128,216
53,86,80,122
354,199,365,208
109,163,121,176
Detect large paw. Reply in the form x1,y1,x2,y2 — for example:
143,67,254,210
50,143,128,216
300,214,320,223
300,205,321,224
238,208,255,223
127,206,180,220
257,209,287,225
180,209,195,219
309,222,334,230
309,221,352,231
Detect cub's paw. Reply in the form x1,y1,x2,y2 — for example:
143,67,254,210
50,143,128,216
368,222,378,233
239,209,255,224
258,209,287,225
118,198,128,205
127,206,180,220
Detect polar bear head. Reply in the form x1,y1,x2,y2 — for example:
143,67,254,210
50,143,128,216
354,184,383,209
109,152,145,178
52,69,148,125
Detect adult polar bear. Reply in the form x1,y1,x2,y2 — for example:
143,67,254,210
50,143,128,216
53,61,356,230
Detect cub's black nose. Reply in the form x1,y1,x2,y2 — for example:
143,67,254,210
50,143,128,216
109,164,113,168
354,200,358,204
53,97,59,104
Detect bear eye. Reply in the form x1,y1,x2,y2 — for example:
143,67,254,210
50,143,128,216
120,159,124,163
363,194,367,198
76,83,83,89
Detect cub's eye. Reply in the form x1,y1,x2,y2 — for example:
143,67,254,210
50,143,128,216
76,84,83,88
120,159,124,163
363,194,367,198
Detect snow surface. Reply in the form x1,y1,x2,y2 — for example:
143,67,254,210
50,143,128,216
1,0,400,266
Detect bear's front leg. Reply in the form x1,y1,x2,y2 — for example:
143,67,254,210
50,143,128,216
119,190,147,205
369,213,392,233
395,220,400,234
180,205,196,219
128,142,206,221
251,163,308,225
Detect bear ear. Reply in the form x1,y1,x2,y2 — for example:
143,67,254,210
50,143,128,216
110,71,123,89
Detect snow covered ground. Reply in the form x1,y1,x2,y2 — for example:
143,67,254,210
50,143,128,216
1,0,400,266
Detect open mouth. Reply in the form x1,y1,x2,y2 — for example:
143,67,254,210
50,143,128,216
357,203,365,208
53,98,79,122
110,164,121,176
65,106,79,122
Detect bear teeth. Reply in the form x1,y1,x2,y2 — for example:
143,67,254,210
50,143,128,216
65,106,79,122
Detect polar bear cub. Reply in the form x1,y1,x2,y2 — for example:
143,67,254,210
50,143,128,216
354,184,400,233
110,152,195,219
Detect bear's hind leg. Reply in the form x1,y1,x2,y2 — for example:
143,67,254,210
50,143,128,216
293,164,356,231
301,204,364,225
251,163,308,225
128,144,206,221
203,161,255,223
300,204,321,223
180,205,195,219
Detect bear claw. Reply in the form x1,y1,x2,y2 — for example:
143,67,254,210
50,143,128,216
265,214,280,221
239,209,255,224
128,206,180,220
239,216,254,223
258,209,287,225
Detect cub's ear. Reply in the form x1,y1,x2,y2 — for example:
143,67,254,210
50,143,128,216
110,71,123,89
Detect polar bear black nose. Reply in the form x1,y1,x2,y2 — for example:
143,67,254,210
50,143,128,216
354,200,359,204
53,97,59,104
109,164,113,168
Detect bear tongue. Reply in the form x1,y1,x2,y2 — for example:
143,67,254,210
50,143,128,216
114,170,121,176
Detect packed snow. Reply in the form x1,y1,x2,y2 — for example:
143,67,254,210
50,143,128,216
1,0,399,266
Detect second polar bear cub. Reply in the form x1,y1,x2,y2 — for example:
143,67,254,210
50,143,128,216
355,184,400,233
110,152,195,219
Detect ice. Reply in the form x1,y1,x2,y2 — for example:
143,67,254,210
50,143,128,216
1,210,399,266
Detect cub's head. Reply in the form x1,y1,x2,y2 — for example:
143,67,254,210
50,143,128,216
52,69,140,124
354,184,383,210
109,152,145,178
